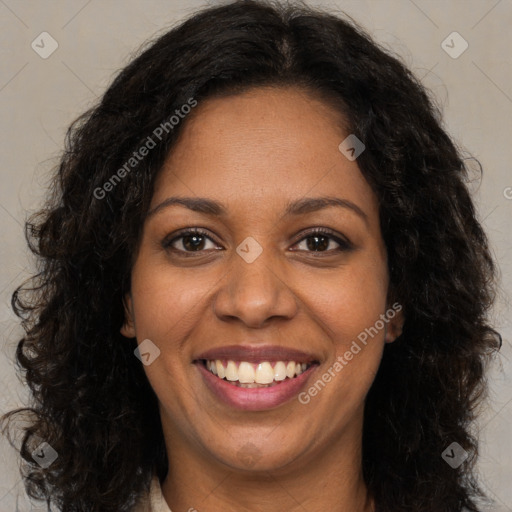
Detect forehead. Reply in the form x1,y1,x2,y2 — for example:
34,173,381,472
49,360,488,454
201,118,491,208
152,86,379,221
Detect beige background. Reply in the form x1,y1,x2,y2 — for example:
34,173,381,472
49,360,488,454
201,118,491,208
0,0,511,510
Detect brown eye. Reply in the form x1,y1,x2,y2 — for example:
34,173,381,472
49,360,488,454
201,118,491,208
292,228,353,253
162,229,220,254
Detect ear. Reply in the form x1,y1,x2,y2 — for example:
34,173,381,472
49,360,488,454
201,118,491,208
384,302,405,344
120,293,136,338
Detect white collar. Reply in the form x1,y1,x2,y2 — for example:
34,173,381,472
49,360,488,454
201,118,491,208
147,475,173,512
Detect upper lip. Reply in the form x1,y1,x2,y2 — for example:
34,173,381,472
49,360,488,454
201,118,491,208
194,345,320,364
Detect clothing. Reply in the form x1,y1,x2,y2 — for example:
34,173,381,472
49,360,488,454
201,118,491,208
133,478,477,512
134,475,172,512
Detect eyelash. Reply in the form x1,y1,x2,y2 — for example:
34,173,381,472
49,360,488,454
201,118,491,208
162,227,353,257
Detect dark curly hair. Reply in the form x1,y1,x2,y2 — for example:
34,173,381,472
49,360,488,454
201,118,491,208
1,1,502,511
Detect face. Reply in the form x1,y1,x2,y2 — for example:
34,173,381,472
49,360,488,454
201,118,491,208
121,86,403,474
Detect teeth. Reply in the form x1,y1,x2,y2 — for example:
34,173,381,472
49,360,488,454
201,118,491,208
208,360,217,375
273,361,287,381
205,359,311,384
216,360,225,379
255,362,274,384
225,361,238,381
238,362,255,383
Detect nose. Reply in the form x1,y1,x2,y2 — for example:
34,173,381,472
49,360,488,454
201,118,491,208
212,248,298,329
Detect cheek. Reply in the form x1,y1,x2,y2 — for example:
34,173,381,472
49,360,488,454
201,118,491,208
313,257,389,350
311,265,389,410
130,261,211,338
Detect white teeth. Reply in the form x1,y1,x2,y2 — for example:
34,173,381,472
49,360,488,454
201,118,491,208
216,360,225,379
255,362,274,384
208,360,217,375
205,359,312,384
273,361,287,381
225,360,238,381
238,361,255,383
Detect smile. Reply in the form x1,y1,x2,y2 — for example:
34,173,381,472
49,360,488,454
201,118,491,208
202,359,311,388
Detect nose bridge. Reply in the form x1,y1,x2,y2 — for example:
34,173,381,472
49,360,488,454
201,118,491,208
213,240,297,327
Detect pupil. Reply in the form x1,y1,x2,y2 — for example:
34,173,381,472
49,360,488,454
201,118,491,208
307,235,328,251
182,234,329,252
184,235,204,251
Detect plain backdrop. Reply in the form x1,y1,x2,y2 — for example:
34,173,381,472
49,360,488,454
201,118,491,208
0,1,511,510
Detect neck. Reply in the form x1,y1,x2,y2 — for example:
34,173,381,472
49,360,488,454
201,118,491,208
160,411,374,512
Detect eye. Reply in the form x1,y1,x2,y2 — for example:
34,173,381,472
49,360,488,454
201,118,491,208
162,227,353,257
162,228,220,255
291,228,353,254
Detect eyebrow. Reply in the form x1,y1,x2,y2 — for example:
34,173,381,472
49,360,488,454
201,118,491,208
147,196,369,226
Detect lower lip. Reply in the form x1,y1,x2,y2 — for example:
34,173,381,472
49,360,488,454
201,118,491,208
196,362,318,411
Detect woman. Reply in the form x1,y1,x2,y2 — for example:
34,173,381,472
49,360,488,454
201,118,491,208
2,1,502,511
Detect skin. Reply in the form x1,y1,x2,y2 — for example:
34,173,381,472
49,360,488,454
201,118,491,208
121,86,404,512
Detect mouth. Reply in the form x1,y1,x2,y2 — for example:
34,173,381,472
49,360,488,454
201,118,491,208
198,359,315,388
192,345,320,411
